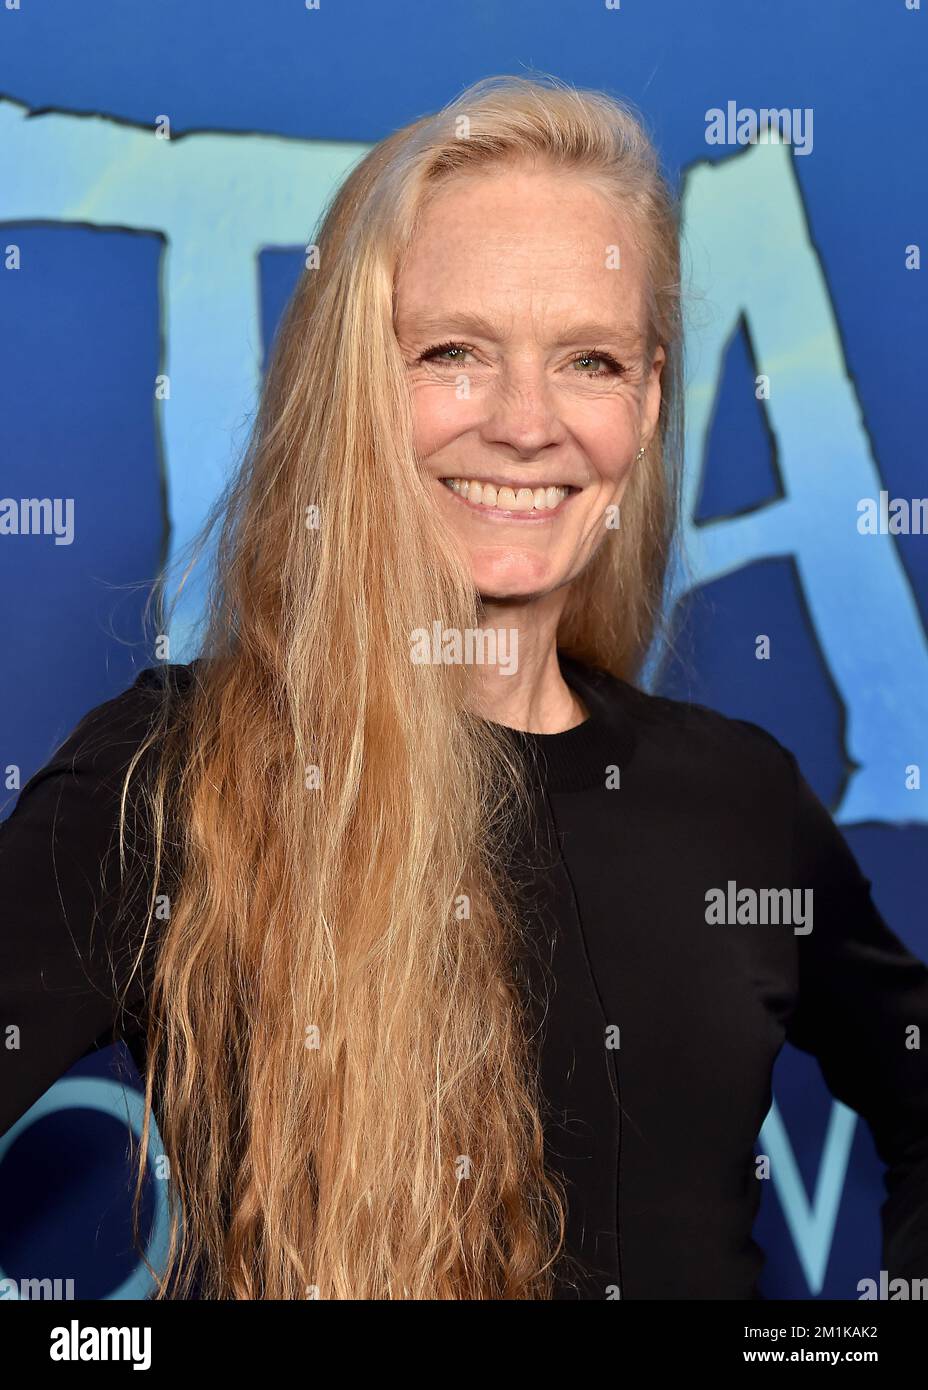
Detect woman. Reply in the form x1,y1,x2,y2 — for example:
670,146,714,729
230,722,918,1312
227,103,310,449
1,74,926,1301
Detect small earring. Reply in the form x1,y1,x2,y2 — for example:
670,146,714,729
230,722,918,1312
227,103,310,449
635,446,647,461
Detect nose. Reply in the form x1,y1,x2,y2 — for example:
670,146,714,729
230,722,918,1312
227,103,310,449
478,357,567,459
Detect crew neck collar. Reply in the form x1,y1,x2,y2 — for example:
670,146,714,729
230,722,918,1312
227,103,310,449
489,652,638,793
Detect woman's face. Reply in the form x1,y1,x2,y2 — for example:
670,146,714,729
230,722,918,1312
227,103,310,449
394,166,666,603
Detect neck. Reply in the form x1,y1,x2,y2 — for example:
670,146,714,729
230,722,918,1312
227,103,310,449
466,591,586,734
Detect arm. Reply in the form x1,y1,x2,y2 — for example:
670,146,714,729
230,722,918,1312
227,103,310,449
785,758,928,1279
0,668,174,1138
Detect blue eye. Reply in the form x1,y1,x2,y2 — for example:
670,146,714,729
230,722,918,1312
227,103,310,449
571,352,625,377
417,342,626,377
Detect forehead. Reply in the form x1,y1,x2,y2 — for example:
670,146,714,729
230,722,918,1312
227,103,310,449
395,167,650,337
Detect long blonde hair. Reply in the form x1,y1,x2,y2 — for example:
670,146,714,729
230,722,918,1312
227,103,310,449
117,73,684,1299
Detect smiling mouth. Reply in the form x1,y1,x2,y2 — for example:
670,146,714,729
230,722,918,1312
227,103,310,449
440,477,577,518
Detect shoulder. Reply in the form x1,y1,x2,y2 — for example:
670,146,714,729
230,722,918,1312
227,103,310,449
625,680,797,778
568,658,880,903
4,659,203,825
51,659,201,763
572,656,799,783
562,654,805,845
0,659,204,966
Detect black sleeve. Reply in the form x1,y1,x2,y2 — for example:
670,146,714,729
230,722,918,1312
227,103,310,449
784,757,928,1279
0,666,179,1139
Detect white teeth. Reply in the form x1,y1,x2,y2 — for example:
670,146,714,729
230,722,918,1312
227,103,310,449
442,478,570,511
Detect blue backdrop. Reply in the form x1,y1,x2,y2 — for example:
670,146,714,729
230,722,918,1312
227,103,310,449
1,0,925,1300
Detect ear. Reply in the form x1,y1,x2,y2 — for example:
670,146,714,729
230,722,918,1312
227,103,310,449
641,342,666,449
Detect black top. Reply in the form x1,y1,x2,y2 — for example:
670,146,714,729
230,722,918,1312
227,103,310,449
2,654,927,1299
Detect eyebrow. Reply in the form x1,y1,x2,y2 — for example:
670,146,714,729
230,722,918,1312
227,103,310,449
402,310,647,350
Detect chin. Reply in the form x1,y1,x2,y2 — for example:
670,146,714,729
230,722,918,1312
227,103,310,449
469,550,564,602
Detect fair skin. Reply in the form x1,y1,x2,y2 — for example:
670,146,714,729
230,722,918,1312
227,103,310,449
395,165,665,733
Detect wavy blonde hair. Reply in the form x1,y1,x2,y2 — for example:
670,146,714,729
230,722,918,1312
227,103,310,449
116,73,684,1299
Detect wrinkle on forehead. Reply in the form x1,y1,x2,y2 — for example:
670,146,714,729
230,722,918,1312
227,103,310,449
395,169,652,350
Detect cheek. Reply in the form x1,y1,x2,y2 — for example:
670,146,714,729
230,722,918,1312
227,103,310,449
581,415,639,490
411,386,472,459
